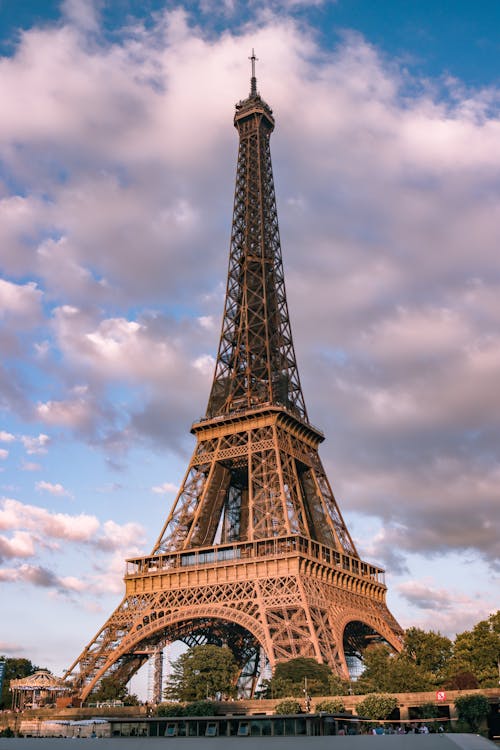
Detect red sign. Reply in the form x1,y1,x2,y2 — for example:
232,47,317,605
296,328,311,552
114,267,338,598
436,691,446,701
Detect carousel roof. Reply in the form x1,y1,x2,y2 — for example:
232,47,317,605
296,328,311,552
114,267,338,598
10,670,69,692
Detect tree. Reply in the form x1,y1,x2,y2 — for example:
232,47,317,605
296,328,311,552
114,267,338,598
165,645,239,702
447,612,500,688
91,674,139,705
445,671,479,690
263,657,334,698
327,674,351,696
454,694,490,732
403,628,452,682
355,644,432,694
356,694,398,721
0,658,39,709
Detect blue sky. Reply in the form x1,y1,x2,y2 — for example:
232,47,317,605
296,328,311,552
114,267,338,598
0,0,499,697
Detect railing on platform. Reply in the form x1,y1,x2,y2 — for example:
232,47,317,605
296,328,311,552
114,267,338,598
125,535,385,585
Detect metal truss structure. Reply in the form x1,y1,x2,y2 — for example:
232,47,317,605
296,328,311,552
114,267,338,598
64,55,403,704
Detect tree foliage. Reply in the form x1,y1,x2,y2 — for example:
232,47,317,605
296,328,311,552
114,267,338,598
165,645,239,702
446,612,500,688
454,694,490,732
403,627,452,681
355,644,432,694
156,700,216,716
414,702,440,719
274,699,302,715
262,657,334,698
157,702,184,716
91,675,139,705
356,694,398,720
183,700,217,716
0,657,39,709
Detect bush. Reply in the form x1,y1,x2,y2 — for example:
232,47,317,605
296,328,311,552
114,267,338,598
315,699,346,713
356,694,398,720
156,702,185,716
414,702,440,719
183,700,217,716
274,699,302,715
454,694,490,732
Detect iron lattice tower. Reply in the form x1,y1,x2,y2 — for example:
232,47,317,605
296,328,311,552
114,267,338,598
64,56,403,703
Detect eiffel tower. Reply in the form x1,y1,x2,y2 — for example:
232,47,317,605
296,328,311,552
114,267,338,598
64,54,403,704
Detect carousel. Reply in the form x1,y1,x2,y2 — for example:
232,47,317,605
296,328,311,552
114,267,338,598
9,670,70,710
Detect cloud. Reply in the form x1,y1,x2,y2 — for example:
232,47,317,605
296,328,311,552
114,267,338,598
21,462,42,472
0,8,499,596
0,530,36,560
0,449,8,460
21,434,50,455
0,641,25,654
152,482,178,494
35,481,72,498
0,279,42,324
0,432,15,442
0,563,82,593
395,580,496,637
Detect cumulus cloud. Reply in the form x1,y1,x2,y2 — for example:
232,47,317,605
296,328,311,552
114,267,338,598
36,481,72,498
0,432,15,442
0,8,499,615
21,434,50,455
0,449,8,460
0,279,42,324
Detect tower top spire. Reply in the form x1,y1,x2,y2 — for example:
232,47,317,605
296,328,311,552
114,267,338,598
249,49,258,96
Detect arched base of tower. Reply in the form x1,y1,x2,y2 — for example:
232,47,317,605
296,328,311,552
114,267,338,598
63,536,402,705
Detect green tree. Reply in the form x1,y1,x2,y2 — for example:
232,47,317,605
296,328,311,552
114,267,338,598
315,698,346,713
356,693,398,721
165,645,239,702
355,644,432,694
91,674,139,705
263,657,333,698
327,674,351,696
414,702,440,720
0,658,39,709
403,627,452,682
274,699,302,715
454,694,490,732
447,612,500,688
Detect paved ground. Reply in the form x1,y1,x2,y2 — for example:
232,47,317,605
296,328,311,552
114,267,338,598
0,734,496,749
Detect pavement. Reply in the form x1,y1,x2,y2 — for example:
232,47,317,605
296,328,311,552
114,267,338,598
0,734,497,749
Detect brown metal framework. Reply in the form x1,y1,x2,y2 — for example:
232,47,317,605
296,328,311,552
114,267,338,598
64,57,403,703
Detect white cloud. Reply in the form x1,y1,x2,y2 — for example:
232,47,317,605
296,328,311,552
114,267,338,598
21,462,42,472
0,449,8,460
152,482,178,494
0,279,42,324
0,431,15,442
36,480,72,498
0,530,36,559
0,8,499,624
21,434,50,455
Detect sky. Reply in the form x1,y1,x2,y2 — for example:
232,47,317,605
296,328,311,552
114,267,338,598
0,0,499,696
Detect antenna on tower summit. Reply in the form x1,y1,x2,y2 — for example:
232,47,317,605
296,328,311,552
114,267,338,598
249,49,258,96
